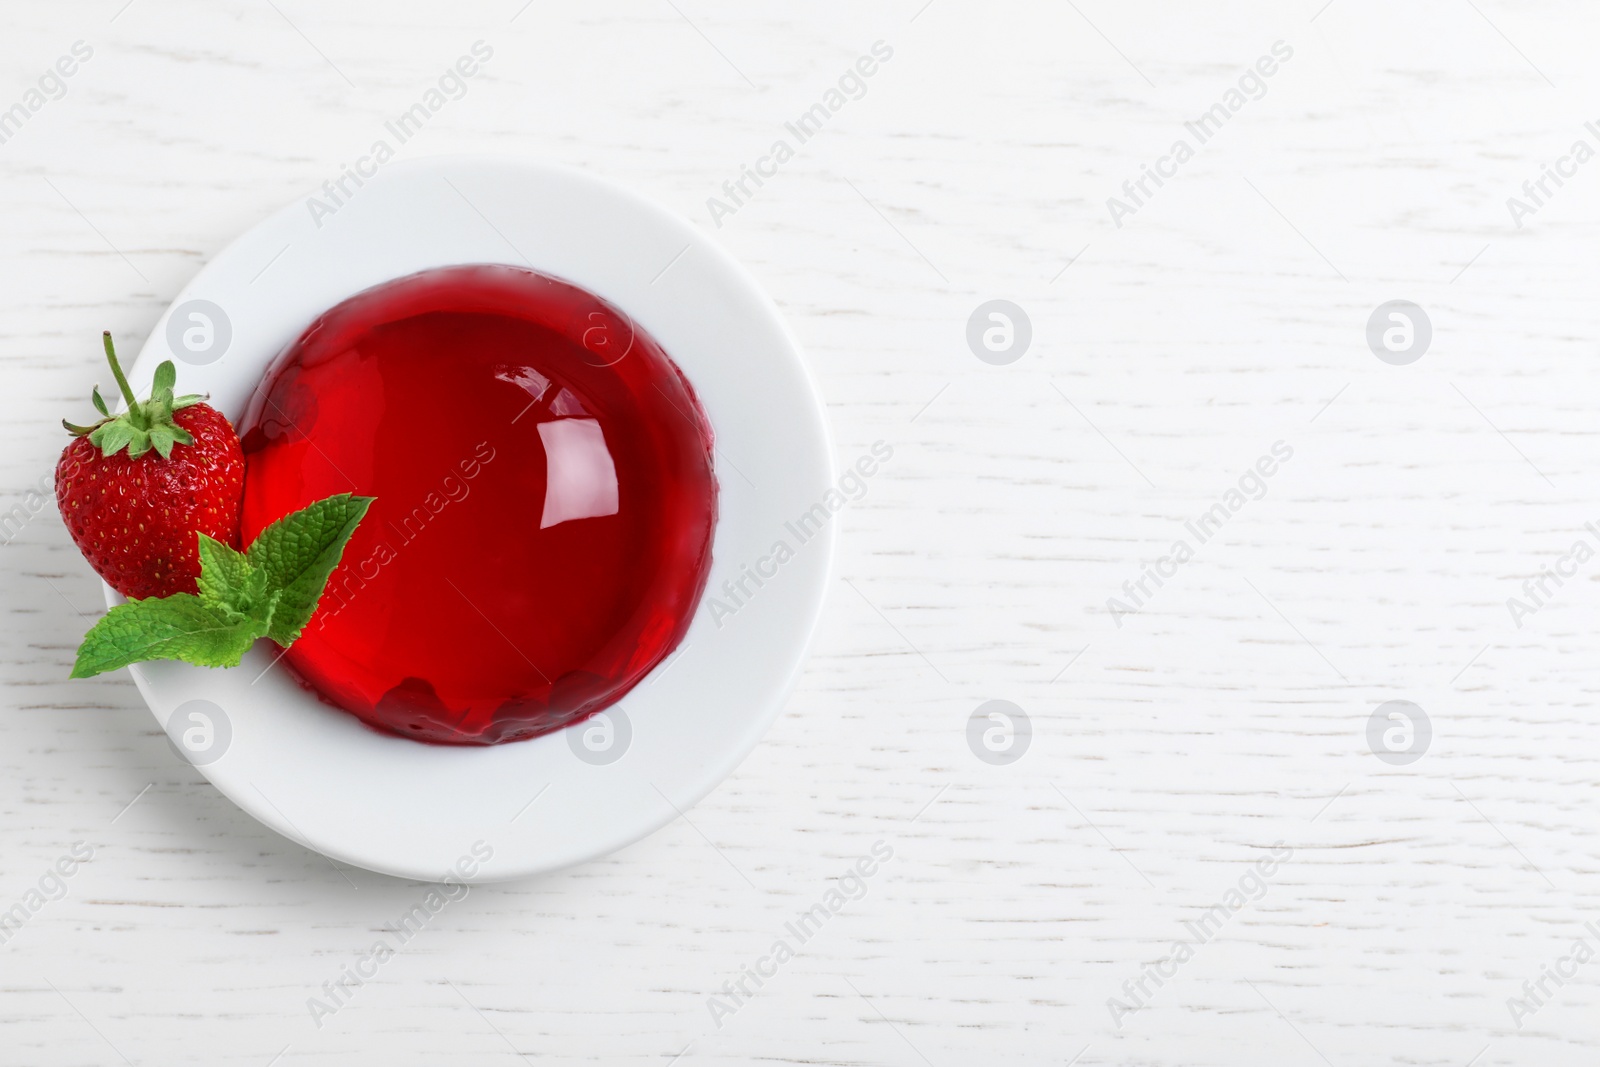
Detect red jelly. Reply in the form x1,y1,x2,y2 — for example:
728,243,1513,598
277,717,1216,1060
239,265,717,745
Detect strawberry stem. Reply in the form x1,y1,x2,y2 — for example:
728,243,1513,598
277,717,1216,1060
102,331,143,425
66,331,201,459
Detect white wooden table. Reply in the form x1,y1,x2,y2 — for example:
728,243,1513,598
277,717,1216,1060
3,1,1598,1063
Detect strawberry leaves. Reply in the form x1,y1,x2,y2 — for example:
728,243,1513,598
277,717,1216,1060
67,334,205,460
69,493,374,679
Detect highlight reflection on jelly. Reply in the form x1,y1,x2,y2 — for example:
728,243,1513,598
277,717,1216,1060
538,419,619,529
238,264,718,745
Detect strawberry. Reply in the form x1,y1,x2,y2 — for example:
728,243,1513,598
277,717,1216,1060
56,332,244,600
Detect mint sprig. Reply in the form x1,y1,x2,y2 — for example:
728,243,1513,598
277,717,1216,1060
246,493,373,646
70,493,374,679
69,593,279,678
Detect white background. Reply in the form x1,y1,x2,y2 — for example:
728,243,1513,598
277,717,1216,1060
3,0,1599,1064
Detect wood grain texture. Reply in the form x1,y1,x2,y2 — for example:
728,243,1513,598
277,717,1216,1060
2,0,1599,1063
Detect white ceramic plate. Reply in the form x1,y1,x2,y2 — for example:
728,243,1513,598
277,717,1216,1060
112,156,834,882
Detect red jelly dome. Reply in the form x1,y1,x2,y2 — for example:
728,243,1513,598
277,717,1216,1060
239,265,717,745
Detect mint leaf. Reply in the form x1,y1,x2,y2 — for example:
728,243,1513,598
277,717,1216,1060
68,493,372,678
69,592,278,679
246,493,374,646
195,534,252,606
196,534,279,623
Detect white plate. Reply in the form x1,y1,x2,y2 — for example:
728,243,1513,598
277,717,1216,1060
112,156,834,882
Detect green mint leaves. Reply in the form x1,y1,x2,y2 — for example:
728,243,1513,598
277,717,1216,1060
244,493,373,645
70,494,374,679
69,593,277,678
